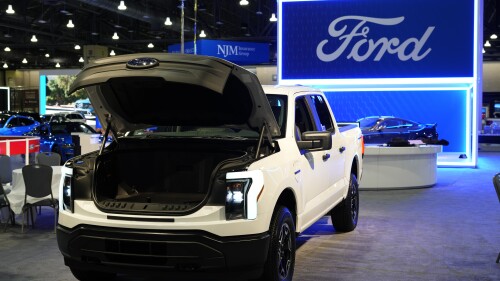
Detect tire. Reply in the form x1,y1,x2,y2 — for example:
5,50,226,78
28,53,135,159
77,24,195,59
331,173,359,232
70,267,116,281
260,206,296,281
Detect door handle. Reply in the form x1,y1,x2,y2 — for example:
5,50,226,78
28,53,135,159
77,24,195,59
339,146,346,153
322,153,330,161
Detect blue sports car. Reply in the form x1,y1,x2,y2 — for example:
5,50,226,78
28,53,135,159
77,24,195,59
0,114,40,135
357,116,438,144
24,122,98,163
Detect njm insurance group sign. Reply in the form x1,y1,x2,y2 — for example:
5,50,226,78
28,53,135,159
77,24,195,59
278,0,477,82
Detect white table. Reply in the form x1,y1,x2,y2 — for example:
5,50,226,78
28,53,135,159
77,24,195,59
359,145,443,190
7,166,62,215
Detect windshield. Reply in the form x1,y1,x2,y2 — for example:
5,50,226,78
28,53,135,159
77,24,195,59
0,114,8,127
126,94,287,139
358,117,380,129
129,126,260,138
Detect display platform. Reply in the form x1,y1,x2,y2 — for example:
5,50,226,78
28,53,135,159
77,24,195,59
360,144,443,190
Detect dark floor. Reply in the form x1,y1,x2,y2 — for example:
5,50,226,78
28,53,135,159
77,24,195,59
1,152,499,281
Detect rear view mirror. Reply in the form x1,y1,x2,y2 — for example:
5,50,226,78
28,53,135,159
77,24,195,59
297,131,332,151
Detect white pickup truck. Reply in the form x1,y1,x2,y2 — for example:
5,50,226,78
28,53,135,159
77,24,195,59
56,54,364,281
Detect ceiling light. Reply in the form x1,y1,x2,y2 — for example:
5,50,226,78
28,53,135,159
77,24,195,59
239,0,249,6
491,34,498,40
2,63,7,69
22,58,28,64
148,43,154,48
118,1,127,11
270,13,278,22
4,47,11,52
74,44,81,50
79,57,84,63
31,35,38,42
112,32,119,40
56,62,61,68
110,50,116,56
6,4,15,14
484,40,491,47
67,19,74,28
482,48,485,54
45,53,50,58
199,30,207,38
38,19,47,24
256,10,263,15
164,17,173,26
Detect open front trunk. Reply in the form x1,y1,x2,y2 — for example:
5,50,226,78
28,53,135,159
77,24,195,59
93,139,251,215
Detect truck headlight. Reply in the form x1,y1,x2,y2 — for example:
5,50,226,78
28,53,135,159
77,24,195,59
62,175,73,212
225,179,251,220
225,170,264,221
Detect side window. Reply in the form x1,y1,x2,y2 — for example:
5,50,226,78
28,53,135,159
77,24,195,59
295,97,314,139
20,118,34,126
310,95,334,132
6,118,18,128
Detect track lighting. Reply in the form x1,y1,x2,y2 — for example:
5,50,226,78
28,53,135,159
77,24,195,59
270,13,278,22
6,4,15,14
118,1,127,10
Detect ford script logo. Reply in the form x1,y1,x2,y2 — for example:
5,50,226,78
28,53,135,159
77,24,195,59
126,57,160,69
316,16,435,62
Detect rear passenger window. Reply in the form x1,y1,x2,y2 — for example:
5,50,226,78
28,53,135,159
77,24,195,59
310,95,334,132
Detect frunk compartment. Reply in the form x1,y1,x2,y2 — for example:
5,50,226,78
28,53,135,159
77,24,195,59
94,143,247,215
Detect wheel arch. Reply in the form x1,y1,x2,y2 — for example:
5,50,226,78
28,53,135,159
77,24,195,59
274,188,297,232
351,155,360,179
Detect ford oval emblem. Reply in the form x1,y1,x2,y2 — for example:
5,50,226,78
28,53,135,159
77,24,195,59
126,57,159,69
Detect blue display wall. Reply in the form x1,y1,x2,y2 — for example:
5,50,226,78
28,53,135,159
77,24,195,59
324,90,467,153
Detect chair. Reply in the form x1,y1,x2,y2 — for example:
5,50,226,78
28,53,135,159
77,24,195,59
36,152,62,166
494,173,500,263
21,164,58,233
0,154,13,193
0,182,14,232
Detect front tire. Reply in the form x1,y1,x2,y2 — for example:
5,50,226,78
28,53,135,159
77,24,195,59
260,206,296,281
331,173,359,232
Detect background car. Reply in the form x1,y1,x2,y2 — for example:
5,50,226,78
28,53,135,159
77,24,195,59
357,116,438,144
24,122,98,163
54,111,86,123
0,114,40,135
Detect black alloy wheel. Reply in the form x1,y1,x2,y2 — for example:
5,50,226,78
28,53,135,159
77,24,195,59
331,173,359,232
260,205,296,281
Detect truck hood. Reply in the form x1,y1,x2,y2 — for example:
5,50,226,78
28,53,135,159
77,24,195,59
68,53,280,137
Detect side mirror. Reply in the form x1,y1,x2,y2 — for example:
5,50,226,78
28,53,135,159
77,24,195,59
297,131,332,151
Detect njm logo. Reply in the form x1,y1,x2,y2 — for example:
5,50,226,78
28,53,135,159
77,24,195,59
217,45,239,57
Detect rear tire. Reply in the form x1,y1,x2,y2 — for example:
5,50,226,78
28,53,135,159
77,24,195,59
260,206,296,281
69,267,116,281
331,173,359,232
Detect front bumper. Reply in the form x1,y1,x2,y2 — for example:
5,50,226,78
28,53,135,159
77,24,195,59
57,224,270,279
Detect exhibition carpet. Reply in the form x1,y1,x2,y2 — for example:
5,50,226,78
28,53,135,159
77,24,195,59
0,152,499,281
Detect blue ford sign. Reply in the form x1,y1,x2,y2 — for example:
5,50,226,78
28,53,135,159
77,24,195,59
168,40,270,65
279,0,475,81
